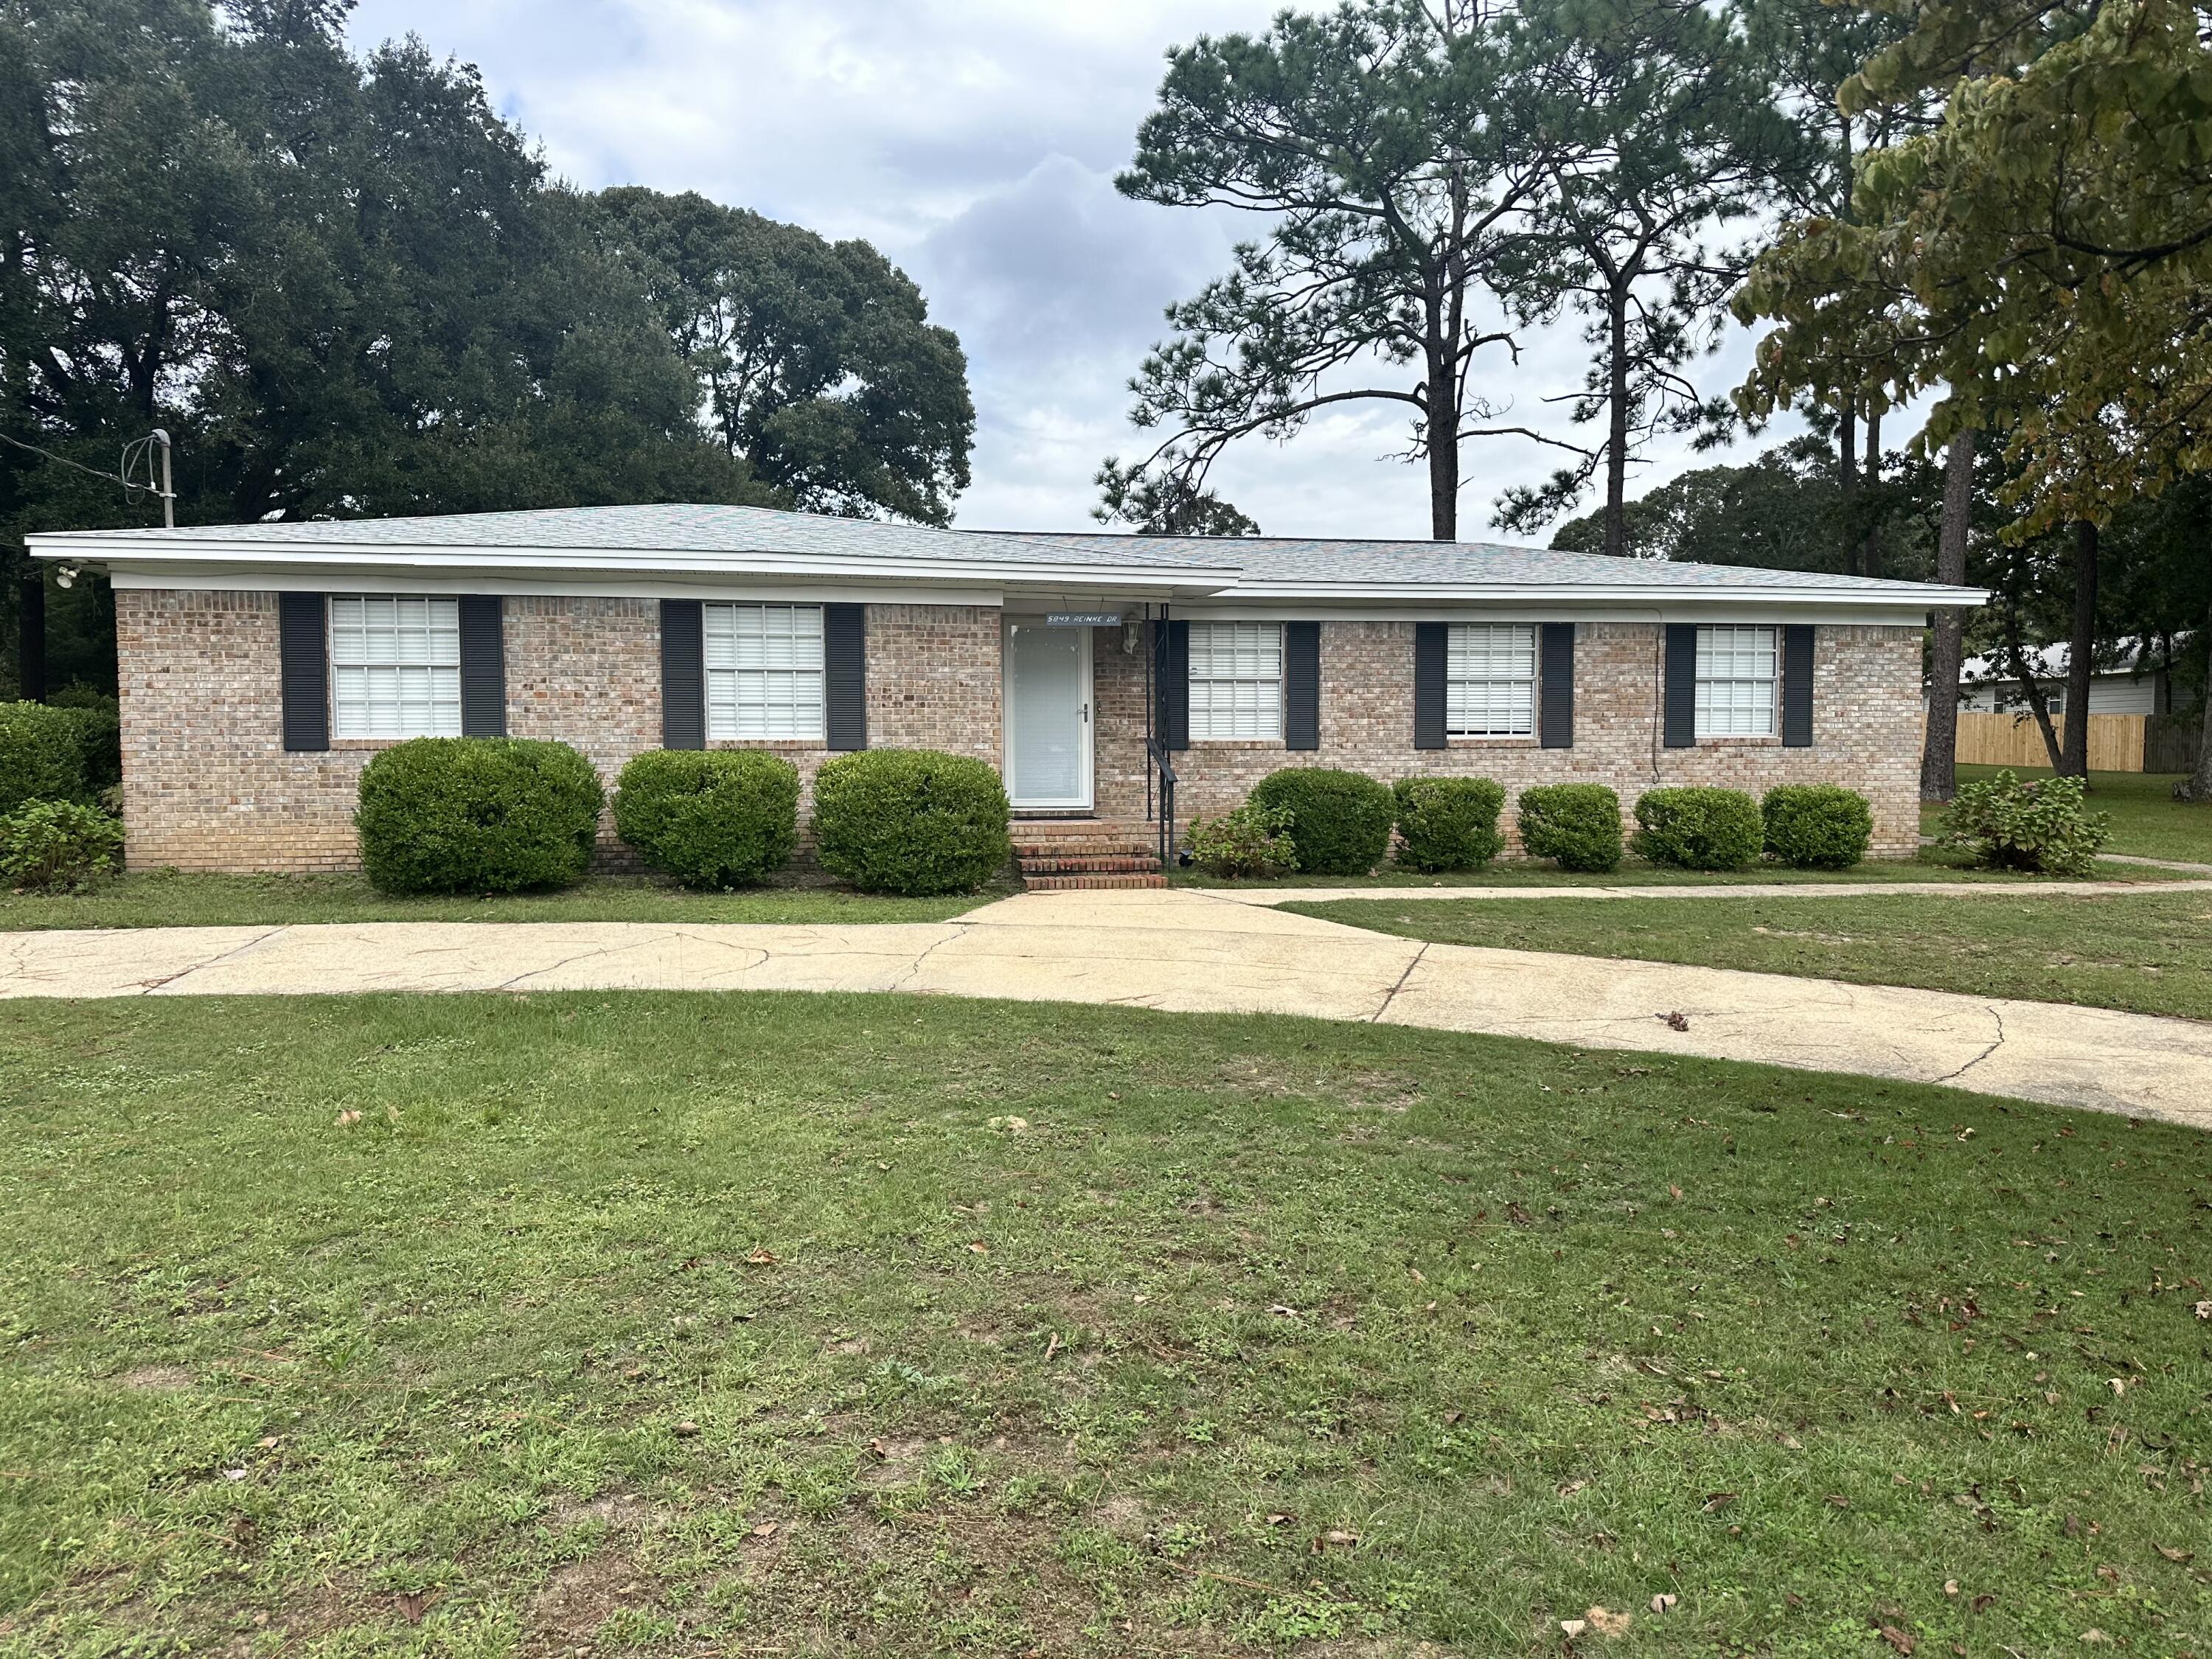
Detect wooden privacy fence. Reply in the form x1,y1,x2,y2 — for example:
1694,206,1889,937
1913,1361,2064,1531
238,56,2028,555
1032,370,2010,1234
1930,711,2149,772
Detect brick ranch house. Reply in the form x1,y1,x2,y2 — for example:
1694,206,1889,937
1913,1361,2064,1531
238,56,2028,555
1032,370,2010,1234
29,504,1983,875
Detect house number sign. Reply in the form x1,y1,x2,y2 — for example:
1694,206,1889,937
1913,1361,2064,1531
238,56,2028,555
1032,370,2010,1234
1045,612,1121,627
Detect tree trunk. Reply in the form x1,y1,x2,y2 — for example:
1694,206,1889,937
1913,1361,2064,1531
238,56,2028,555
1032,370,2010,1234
2059,518,2098,779
15,571,44,703
1838,400,1859,577
2003,619,2067,771
1860,407,1884,578
2178,597,2212,801
1603,286,1630,558
1920,426,1975,801
1427,356,1458,542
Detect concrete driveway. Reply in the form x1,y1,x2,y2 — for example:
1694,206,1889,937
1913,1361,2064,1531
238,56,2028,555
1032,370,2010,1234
5,887,2208,1129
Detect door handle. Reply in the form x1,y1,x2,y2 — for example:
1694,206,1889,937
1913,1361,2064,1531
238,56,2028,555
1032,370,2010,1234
1082,703,1091,723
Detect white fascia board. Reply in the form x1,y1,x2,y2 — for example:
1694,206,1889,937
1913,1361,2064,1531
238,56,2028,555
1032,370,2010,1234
27,536,1242,597
1214,582,1988,611
103,567,1009,608
1180,598,1984,626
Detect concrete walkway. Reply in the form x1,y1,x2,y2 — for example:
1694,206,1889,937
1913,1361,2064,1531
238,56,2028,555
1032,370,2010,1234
5,888,2208,1129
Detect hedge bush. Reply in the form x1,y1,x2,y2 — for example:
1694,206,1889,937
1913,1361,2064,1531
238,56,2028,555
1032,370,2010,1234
0,799,125,892
1248,768,1395,876
1762,784,1873,869
1515,783,1623,873
1630,786,1764,871
0,700,91,815
48,689,123,795
613,748,799,888
1186,803,1297,878
355,737,605,895
1937,769,2109,877
811,748,1011,896
1392,776,1506,872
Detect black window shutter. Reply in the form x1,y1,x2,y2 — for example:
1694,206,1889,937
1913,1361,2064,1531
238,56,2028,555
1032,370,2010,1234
1539,622,1575,749
1284,622,1320,750
1156,619,1190,751
1413,622,1447,749
660,599,705,750
1781,623,1815,747
458,595,506,737
1663,622,1698,748
824,602,866,751
279,591,328,753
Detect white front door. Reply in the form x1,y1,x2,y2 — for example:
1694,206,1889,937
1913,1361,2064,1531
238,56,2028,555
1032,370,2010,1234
1004,621,1093,810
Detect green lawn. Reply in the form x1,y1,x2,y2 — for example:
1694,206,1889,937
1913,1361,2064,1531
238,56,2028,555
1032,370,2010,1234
1,994,2206,1657
1289,890,2212,1023
1175,850,2146,890
1924,767,2212,866
0,869,1008,931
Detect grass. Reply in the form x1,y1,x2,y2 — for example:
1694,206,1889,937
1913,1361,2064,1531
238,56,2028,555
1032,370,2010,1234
0,869,1012,931
1287,891,2212,1023
1,993,2207,1657
1923,766,2212,866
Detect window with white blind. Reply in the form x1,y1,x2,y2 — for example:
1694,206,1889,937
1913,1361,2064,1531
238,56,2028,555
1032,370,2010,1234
1189,622,1283,740
704,603,825,741
1694,625,1779,737
1447,623,1537,737
329,597,462,738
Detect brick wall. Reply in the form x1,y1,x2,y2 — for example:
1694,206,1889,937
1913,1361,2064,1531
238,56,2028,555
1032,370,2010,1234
114,590,1001,873
114,595,1922,872
1095,620,1925,858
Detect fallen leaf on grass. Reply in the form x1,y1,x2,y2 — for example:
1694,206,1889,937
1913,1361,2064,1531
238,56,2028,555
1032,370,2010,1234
2155,1544,2194,1563
672,1421,699,1438
749,1520,777,1537
394,1592,427,1625
1701,1492,1736,1513
1876,1626,1915,1654
1648,1593,1677,1613
1585,1606,1630,1637
334,1110,362,1127
744,1248,779,1265
1263,1512,1294,1527
1559,1618,1587,1639
967,1241,990,1255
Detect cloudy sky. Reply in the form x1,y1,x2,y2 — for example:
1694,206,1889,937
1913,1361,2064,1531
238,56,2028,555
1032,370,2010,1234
347,0,1799,540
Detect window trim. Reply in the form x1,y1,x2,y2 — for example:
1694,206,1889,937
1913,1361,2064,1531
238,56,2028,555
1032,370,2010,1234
1444,621,1539,740
327,594,464,740
1187,620,1286,742
703,601,827,744
1692,623,1781,740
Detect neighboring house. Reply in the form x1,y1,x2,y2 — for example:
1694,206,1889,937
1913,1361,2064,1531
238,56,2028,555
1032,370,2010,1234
1956,639,2181,717
27,504,1983,871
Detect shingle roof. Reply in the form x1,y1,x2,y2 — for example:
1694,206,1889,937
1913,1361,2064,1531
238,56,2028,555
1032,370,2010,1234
37,501,1978,602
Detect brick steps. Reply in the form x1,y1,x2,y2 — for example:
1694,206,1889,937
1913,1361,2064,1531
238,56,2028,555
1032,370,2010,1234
1011,818,1167,890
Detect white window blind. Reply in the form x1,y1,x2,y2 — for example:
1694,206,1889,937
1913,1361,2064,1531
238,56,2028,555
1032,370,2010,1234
329,597,462,739
704,604,825,741
1446,623,1537,737
1189,622,1283,740
1694,625,1779,737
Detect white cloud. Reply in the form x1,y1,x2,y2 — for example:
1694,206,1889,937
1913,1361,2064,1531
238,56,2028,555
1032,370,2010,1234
348,0,1808,538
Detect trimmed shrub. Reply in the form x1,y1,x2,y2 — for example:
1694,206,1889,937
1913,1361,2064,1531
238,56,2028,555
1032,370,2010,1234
1938,769,2109,877
613,748,799,888
811,748,1011,896
1186,803,1298,879
0,799,125,892
355,737,605,895
0,700,91,815
1762,784,1873,869
1515,783,1623,873
1630,786,1764,871
1248,768,1395,876
1392,776,1506,872
48,689,123,795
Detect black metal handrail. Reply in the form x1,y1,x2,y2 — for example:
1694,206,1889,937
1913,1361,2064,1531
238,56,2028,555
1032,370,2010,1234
1146,734,1178,872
